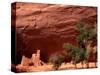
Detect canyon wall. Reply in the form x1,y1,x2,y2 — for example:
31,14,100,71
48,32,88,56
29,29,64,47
11,2,97,64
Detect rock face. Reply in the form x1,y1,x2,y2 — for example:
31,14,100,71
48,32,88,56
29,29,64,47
11,2,97,64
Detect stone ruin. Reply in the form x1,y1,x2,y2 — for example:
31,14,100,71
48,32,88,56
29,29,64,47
20,50,45,67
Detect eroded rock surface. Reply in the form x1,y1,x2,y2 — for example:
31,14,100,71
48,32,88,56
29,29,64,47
11,2,97,64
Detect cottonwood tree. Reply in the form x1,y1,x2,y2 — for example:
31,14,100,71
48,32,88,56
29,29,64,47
63,22,97,69
63,43,86,69
76,22,97,68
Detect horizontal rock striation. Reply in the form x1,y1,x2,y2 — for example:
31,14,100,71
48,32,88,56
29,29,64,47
11,2,97,64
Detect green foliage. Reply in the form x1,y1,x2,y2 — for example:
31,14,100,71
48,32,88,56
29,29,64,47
71,47,80,63
76,34,84,47
71,47,86,64
63,43,73,59
63,43,86,64
62,22,97,69
88,28,97,40
76,22,97,47
76,22,86,33
63,43,73,50
76,22,97,61
49,54,65,70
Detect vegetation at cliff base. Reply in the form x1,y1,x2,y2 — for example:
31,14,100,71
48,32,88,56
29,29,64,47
49,22,97,70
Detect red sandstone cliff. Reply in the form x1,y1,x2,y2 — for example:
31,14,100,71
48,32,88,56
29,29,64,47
11,2,97,64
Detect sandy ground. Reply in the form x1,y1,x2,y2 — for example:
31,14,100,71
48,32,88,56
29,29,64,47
16,62,97,72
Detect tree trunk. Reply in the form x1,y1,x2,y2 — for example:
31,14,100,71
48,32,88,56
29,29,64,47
86,62,89,68
95,62,97,68
75,63,77,69
81,61,84,69
53,65,59,70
